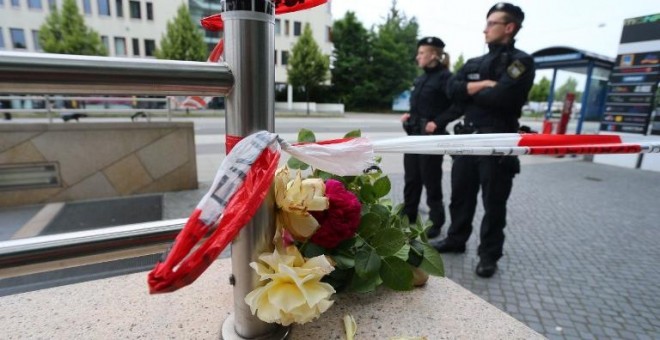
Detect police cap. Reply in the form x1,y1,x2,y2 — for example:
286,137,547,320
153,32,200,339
417,36,445,49
487,2,524,25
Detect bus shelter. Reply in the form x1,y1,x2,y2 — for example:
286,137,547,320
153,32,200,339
532,46,615,133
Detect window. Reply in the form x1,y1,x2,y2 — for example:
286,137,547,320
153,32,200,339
10,28,26,49
281,51,289,65
82,0,91,14
48,0,56,9
129,0,140,19
115,0,122,16
293,21,301,36
284,20,289,36
144,39,155,57
27,0,42,9
32,30,41,51
11,0,19,7
274,50,277,65
274,19,281,35
97,0,110,15
146,2,152,20
0,28,5,49
101,35,109,52
132,38,139,56
326,26,332,42
114,37,126,56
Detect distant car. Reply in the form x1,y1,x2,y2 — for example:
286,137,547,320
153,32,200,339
640,54,658,65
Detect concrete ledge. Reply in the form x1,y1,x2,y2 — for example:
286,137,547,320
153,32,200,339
0,259,541,339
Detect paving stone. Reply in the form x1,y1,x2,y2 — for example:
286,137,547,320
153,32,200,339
388,160,660,339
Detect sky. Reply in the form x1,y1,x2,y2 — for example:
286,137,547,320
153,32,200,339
330,0,659,63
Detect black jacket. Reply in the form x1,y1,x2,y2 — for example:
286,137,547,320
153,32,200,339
447,41,535,133
407,63,453,135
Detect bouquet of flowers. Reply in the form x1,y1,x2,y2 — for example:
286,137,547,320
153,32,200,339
244,129,445,326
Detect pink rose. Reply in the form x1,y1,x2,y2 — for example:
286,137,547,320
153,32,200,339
310,180,361,249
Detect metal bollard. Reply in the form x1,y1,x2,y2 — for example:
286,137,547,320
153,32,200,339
220,1,288,339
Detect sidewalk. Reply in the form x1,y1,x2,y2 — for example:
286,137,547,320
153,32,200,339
388,159,660,339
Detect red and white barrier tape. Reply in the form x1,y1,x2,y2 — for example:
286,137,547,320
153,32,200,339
148,131,659,293
371,133,660,155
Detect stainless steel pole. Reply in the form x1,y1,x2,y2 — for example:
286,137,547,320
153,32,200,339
220,1,287,339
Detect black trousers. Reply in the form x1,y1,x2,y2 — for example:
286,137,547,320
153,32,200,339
403,153,445,229
445,155,519,262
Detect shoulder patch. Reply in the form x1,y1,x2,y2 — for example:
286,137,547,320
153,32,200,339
507,60,526,79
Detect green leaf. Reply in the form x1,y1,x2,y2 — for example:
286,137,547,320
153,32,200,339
407,239,424,267
393,244,410,261
372,176,391,198
314,169,333,180
344,129,362,138
332,254,355,269
302,242,326,258
359,183,376,203
347,272,382,293
370,228,407,257
354,248,381,278
357,212,381,240
369,204,390,225
297,128,316,143
380,256,413,291
419,243,445,276
287,157,310,170
391,203,405,216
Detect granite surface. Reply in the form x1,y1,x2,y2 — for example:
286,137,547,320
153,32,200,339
0,259,542,339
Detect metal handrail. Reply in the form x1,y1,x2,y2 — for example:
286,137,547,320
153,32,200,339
0,51,234,279
0,51,233,96
0,218,187,279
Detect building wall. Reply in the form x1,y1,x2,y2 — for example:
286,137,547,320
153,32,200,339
0,0,334,83
187,0,334,85
274,3,334,84
0,0,184,57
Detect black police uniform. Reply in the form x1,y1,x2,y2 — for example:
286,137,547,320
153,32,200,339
441,39,535,264
402,37,453,234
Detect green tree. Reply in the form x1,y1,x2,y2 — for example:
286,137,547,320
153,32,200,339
452,54,465,73
528,76,551,102
155,4,206,61
38,0,107,55
288,23,330,115
555,77,582,102
331,11,375,111
367,0,419,110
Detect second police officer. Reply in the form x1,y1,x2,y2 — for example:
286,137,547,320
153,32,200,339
431,3,536,278
400,36,454,239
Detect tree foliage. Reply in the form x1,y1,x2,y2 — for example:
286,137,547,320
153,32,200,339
366,1,419,110
555,76,582,102
155,4,207,61
528,76,551,102
288,23,330,113
331,11,374,110
330,1,418,111
452,54,465,73
38,0,107,55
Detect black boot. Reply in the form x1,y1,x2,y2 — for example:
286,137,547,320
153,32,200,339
476,259,497,278
430,238,466,253
425,225,441,239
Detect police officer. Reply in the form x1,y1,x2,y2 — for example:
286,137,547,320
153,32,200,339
400,36,453,238
431,3,535,278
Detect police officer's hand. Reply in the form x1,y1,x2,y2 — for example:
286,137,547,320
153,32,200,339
467,80,497,95
425,121,437,134
400,113,410,122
